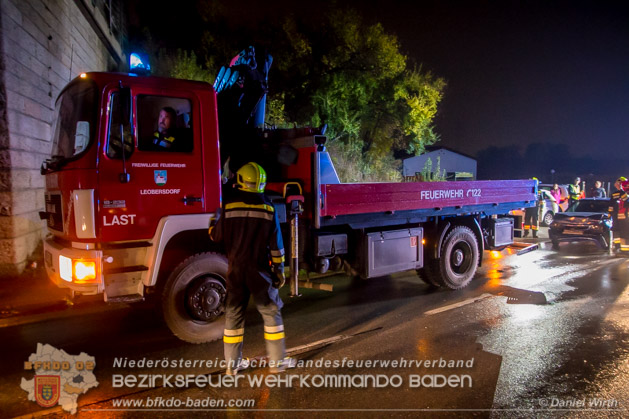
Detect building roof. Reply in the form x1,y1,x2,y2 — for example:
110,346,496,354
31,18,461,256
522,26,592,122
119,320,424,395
424,146,477,161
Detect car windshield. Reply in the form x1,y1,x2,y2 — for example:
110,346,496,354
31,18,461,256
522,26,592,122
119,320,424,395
570,200,611,213
50,79,98,160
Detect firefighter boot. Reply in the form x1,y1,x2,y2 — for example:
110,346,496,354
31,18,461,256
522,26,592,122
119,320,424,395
226,358,250,376
269,357,297,373
533,230,538,238
524,229,529,237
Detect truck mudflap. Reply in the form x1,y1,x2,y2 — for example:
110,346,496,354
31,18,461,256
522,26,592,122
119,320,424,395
43,238,104,295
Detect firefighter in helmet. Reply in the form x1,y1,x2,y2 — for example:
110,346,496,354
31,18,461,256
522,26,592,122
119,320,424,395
611,176,629,249
210,162,294,374
611,177,628,219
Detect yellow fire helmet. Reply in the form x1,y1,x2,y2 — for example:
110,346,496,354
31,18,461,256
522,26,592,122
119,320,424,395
618,176,627,183
236,162,267,193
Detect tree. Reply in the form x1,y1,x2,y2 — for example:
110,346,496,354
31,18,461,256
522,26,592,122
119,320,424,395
419,157,447,182
132,4,446,182
154,49,214,83
268,9,446,182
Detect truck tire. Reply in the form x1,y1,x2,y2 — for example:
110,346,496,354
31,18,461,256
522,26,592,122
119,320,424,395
435,226,479,289
416,259,441,287
162,252,228,343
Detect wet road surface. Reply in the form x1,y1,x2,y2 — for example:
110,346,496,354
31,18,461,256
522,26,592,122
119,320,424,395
3,237,629,418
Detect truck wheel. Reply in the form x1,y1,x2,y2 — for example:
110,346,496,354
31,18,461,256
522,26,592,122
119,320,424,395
162,252,228,344
543,211,554,226
435,226,479,289
416,259,441,287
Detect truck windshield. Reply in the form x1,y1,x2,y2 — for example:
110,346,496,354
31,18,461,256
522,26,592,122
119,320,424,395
49,80,98,161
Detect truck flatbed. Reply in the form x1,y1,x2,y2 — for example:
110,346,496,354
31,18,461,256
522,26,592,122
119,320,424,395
319,180,536,227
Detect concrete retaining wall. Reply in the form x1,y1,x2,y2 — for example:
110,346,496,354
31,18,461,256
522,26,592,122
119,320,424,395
0,0,123,276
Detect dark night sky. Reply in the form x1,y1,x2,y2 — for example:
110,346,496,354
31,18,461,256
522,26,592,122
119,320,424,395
357,0,629,160
135,0,629,161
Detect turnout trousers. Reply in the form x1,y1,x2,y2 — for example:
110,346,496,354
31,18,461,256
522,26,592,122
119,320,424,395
223,266,286,369
524,206,539,232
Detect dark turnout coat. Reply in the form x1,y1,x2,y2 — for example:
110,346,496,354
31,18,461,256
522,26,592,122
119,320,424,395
210,189,285,306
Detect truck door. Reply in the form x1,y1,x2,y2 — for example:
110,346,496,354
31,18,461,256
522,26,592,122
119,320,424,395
98,88,205,242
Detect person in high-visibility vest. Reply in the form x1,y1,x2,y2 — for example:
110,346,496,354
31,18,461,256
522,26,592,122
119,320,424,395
210,162,295,374
567,177,582,208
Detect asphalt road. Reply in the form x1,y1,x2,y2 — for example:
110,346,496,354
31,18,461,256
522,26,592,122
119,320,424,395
3,236,629,418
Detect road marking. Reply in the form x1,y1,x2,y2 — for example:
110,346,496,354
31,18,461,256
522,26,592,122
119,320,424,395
286,327,381,356
0,302,129,329
424,293,495,315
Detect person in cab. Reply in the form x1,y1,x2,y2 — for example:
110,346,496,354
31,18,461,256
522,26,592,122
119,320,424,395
153,107,178,150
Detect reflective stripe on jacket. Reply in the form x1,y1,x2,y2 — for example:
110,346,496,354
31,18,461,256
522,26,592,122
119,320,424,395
210,190,285,272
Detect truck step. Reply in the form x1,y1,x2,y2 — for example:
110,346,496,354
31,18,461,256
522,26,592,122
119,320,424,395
104,265,149,274
105,294,144,304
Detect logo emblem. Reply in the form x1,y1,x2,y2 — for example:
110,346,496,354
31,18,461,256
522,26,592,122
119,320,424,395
23,343,99,414
35,375,60,408
154,170,167,186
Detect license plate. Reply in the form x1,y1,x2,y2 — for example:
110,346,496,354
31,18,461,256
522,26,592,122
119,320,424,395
564,229,584,235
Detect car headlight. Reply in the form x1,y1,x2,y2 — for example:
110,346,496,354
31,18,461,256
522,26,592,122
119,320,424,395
603,218,613,229
589,225,603,232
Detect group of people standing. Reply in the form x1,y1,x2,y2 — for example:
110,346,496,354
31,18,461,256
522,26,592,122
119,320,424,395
568,177,608,203
524,176,629,239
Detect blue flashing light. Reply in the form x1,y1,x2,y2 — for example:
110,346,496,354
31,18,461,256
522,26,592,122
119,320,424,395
129,52,151,74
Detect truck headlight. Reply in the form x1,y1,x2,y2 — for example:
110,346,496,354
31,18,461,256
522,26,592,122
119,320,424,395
59,255,72,282
59,255,97,283
603,218,613,229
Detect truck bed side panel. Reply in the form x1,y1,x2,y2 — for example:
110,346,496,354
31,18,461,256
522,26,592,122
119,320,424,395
320,180,536,217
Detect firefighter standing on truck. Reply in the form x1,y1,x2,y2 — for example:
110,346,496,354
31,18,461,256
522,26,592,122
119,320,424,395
209,162,295,374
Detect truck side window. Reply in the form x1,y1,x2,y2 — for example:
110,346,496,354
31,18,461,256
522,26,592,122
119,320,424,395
137,95,193,152
106,92,134,159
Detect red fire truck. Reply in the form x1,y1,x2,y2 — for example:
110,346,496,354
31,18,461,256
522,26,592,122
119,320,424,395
40,63,536,343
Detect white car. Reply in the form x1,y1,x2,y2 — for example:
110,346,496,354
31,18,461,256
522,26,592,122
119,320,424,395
539,184,570,226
